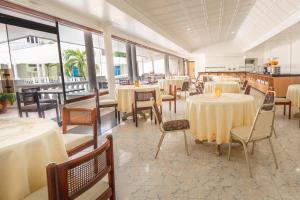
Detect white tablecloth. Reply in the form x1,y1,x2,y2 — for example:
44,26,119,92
186,93,256,144
286,84,300,107
158,79,187,91
204,81,240,93
213,76,240,82
0,118,68,200
115,85,162,112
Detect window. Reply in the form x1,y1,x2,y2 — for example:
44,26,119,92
169,56,180,76
136,46,166,81
112,39,128,80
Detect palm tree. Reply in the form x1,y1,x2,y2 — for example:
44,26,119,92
63,49,87,79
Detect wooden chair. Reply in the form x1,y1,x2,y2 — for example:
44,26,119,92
24,135,115,200
132,90,156,127
180,81,190,98
241,80,248,90
99,98,120,123
228,104,278,177
22,87,57,104
16,91,59,121
161,85,177,113
119,78,131,85
152,102,190,158
244,85,251,95
62,107,98,157
274,98,292,119
189,83,203,96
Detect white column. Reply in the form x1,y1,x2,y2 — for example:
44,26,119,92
103,24,115,98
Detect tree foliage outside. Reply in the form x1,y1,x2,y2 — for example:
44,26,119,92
63,49,87,79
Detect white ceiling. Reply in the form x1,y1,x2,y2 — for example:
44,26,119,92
121,0,256,51
4,0,300,55
235,0,300,51
5,0,189,57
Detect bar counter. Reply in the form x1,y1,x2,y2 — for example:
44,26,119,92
199,72,300,97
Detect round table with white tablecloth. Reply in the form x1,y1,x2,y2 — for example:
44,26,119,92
286,84,300,107
158,79,187,91
186,93,256,144
213,76,240,82
204,81,240,93
115,85,162,113
0,118,68,200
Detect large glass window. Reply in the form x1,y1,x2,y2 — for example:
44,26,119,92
112,39,128,81
6,24,62,92
93,34,107,89
169,56,180,76
136,46,165,81
0,23,12,93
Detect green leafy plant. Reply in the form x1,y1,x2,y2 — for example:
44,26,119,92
63,49,87,79
113,51,126,57
0,93,16,105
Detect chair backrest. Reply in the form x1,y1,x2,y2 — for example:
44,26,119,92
134,90,156,102
16,91,39,105
152,102,162,125
242,80,248,90
181,81,189,91
244,85,251,95
263,90,275,105
247,104,275,142
203,76,208,82
119,78,131,85
46,135,115,200
168,84,177,97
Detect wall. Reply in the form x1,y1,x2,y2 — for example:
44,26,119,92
245,21,300,74
191,41,245,73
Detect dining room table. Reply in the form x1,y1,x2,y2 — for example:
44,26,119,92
0,117,68,200
204,81,240,93
286,84,300,107
186,93,256,154
212,76,240,82
286,84,300,118
115,84,162,120
158,78,188,91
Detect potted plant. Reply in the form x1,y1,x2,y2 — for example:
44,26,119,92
0,93,16,113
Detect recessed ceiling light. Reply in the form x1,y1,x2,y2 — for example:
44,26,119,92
231,31,235,34
186,27,191,31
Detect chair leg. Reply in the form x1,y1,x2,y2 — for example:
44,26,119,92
55,105,59,122
227,137,232,161
288,103,291,119
284,104,286,116
268,138,279,169
242,142,252,177
114,106,117,119
132,105,135,123
155,132,166,159
183,131,189,156
118,111,120,123
25,112,28,118
251,142,255,155
174,100,176,113
150,109,153,121
169,101,171,111
135,109,138,127
273,127,277,138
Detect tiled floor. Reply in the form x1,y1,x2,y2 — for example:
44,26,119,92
3,90,300,199
98,90,300,200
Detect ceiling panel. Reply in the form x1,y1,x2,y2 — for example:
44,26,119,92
125,0,256,51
